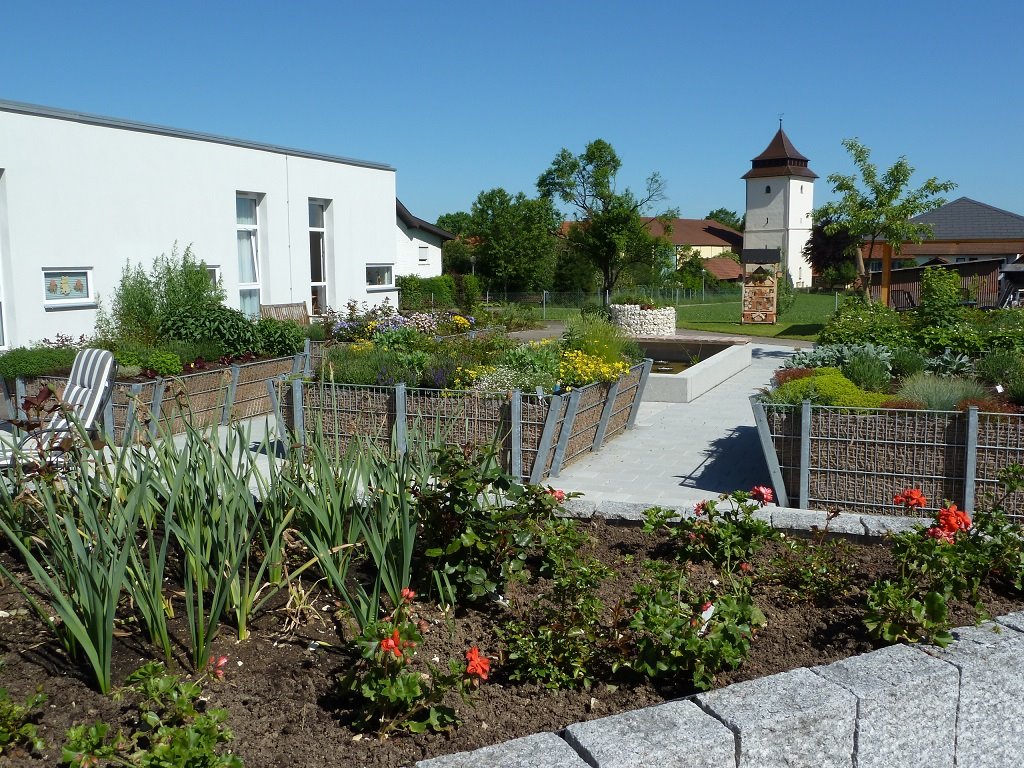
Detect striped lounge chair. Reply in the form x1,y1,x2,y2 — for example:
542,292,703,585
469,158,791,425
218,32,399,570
1,347,116,468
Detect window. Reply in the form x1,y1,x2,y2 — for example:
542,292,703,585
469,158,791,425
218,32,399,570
366,265,393,288
236,193,261,316
418,245,429,264
43,268,96,308
206,265,222,286
309,200,327,314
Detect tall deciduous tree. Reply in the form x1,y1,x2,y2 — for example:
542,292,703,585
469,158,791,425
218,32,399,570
803,212,860,288
706,208,744,232
816,139,956,287
467,188,560,293
537,139,676,299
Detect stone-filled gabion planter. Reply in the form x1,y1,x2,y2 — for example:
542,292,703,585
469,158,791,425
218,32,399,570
609,304,676,337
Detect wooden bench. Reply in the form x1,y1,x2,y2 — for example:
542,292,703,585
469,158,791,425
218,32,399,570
259,302,310,325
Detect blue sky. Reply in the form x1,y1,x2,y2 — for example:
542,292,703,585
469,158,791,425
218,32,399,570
4,1,1022,225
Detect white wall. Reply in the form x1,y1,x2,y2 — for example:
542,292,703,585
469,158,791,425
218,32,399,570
394,220,443,279
0,107,398,348
744,176,813,287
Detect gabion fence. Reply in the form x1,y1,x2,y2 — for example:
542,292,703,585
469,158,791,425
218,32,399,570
751,397,1024,521
3,354,304,445
275,360,651,483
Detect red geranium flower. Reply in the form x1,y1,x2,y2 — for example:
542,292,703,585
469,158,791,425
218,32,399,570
465,646,490,680
894,488,927,509
548,488,566,503
750,485,774,505
694,500,708,516
380,629,403,658
401,587,416,603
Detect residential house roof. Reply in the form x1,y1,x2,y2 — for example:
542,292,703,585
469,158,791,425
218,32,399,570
642,218,743,251
741,127,818,180
0,98,395,171
703,257,743,281
909,197,1024,240
397,199,455,241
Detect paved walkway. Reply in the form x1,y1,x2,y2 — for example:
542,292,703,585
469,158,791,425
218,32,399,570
554,341,805,507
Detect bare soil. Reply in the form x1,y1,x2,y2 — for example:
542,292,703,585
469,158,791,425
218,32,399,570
2,519,1022,768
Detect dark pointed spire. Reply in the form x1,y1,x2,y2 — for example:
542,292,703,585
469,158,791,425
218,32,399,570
742,127,817,180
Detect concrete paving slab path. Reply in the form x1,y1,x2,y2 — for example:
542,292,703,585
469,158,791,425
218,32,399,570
553,341,803,507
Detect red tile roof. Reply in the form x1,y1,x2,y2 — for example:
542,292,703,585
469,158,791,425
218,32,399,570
642,218,743,250
703,257,744,281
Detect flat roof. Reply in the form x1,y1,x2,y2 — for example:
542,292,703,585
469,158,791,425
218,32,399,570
0,98,395,172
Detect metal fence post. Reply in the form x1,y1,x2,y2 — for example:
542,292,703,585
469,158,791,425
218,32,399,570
222,364,241,425
551,389,582,478
0,377,13,421
291,379,306,448
627,359,653,428
964,406,979,512
799,399,812,509
394,383,408,455
592,379,621,452
267,377,283,430
749,396,790,508
149,378,166,439
14,377,26,420
301,339,311,377
529,394,563,484
123,383,144,444
510,390,523,480
102,387,115,441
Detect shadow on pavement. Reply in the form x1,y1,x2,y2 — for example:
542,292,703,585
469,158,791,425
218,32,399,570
673,425,771,494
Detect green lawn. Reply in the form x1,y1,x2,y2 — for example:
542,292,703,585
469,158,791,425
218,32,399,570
674,292,839,341
533,292,838,341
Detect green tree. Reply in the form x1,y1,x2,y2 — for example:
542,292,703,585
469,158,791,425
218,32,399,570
706,208,744,231
803,212,860,288
673,246,718,292
537,139,676,300
468,188,560,293
816,138,956,288
436,210,472,237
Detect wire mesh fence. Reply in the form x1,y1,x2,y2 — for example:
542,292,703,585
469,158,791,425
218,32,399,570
753,399,1024,521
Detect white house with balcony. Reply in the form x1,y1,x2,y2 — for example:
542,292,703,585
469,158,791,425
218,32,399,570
0,99,443,349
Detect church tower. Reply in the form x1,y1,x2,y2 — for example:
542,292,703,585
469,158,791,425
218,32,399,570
742,127,817,287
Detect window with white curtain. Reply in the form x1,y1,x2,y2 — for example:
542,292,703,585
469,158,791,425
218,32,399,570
236,193,261,316
309,200,328,315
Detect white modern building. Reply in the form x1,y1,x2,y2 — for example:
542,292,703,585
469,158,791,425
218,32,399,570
742,127,816,287
0,99,447,349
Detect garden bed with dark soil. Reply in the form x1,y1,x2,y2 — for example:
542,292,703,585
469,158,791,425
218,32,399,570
2,519,1022,768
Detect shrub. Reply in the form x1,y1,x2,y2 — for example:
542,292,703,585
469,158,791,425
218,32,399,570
890,347,927,379
454,273,481,309
915,266,965,330
161,304,260,358
396,274,457,310
0,347,78,379
895,373,988,411
763,367,889,408
841,349,892,392
95,244,224,348
925,349,974,377
975,348,1024,386
916,322,986,356
162,339,226,365
772,367,815,387
255,317,306,357
142,350,183,377
496,342,560,391
818,297,912,347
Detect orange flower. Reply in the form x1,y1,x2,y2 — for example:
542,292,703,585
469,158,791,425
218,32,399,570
465,646,490,680
380,629,403,658
894,488,927,509
401,587,416,603
937,503,971,533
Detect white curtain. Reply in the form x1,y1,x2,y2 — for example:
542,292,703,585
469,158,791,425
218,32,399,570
237,231,258,283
